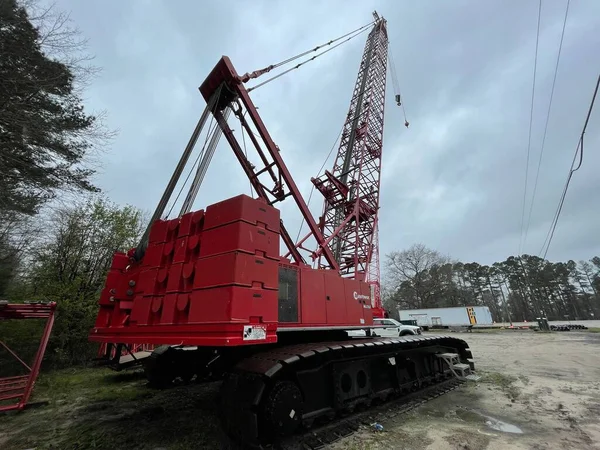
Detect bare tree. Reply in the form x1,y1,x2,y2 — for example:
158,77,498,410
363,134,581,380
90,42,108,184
385,244,449,309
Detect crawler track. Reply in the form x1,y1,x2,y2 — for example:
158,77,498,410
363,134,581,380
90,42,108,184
220,335,473,447
275,377,463,450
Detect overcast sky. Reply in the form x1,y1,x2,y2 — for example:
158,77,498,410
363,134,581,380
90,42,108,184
55,0,600,267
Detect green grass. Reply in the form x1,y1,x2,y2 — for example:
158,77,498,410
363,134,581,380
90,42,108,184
587,327,600,333
0,367,229,450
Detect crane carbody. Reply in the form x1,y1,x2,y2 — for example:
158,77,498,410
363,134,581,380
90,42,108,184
89,14,474,444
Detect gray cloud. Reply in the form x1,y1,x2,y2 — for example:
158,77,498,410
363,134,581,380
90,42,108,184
58,0,600,267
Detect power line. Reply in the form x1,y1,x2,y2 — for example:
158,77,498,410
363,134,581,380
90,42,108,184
539,74,600,259
518,0,542,255
524,0,571,247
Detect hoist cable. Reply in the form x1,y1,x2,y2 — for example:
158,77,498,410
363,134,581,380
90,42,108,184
267,21,375,71
165,116,218,219
524,0,570,247
240,114,255,197
294,127,344,244
388,44,408,124
248,26,372,92
240,20,376,83
180,107,232,216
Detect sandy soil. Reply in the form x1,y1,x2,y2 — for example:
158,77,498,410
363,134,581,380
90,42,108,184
334,330,600,450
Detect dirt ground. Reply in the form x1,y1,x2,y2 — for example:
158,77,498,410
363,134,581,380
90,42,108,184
334,330,600,450
1,330,599,449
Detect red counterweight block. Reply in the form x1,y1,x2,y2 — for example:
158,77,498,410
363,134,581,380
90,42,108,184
200,221,279,261
94,252,132,328
177,210,205,238
190,195,281,326
131,209,205,326
203,194,280,233
194,252,278,290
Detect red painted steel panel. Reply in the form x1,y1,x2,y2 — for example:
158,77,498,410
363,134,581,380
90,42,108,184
165,263,195,294
178,210,204,237
130,296,152,325
173,236,201,264
299,268,326,324
137,268,159,296
203,194,280,232
194,252,278,290
358,281,374,325
143,243,171,269
199,221,279,260
91,322,278,347
188,286,278,323
160,293,177,324
148,219,168,244
342,278,365,325
323,271,347,324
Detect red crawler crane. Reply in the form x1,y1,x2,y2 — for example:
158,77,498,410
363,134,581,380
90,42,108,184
89,12,475,445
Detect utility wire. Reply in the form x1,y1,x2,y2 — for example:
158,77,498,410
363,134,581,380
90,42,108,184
518,0,542,255
248,26,372,92
524,0,570,247
539,74,600,259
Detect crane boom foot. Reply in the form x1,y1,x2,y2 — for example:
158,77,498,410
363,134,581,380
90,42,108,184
219,335,474,445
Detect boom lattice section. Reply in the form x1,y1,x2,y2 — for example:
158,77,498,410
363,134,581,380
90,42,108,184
312,17,388,284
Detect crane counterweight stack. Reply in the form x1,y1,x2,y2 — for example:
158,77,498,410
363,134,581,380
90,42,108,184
89,12,475,445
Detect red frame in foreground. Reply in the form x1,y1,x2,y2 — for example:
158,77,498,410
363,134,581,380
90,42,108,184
0,302,56,412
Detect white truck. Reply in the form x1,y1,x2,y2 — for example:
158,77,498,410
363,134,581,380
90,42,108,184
347,318,422,337
398,306,493,330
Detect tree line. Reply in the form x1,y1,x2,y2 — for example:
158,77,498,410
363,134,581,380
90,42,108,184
1,0,142,370
383,244,600,322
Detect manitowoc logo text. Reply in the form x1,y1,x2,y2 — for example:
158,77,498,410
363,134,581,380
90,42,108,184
353,292,370,301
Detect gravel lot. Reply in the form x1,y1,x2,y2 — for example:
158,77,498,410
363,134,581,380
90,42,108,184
335,330,600,450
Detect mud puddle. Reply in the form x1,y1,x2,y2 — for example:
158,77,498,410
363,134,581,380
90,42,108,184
461,407,524,434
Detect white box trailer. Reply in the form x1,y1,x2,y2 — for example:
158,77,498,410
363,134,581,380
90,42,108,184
398,306,493,329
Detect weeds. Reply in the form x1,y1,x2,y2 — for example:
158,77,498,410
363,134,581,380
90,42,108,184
0,367,226,450
479,371,521,401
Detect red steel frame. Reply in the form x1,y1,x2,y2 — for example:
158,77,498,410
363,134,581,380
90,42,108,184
0,302,56,412
311,17,388,313
199,60,339,271
312,19,387,278
366,220,385,318
96,342,155,359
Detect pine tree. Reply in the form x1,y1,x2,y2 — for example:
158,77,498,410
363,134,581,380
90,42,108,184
0,0,100,216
